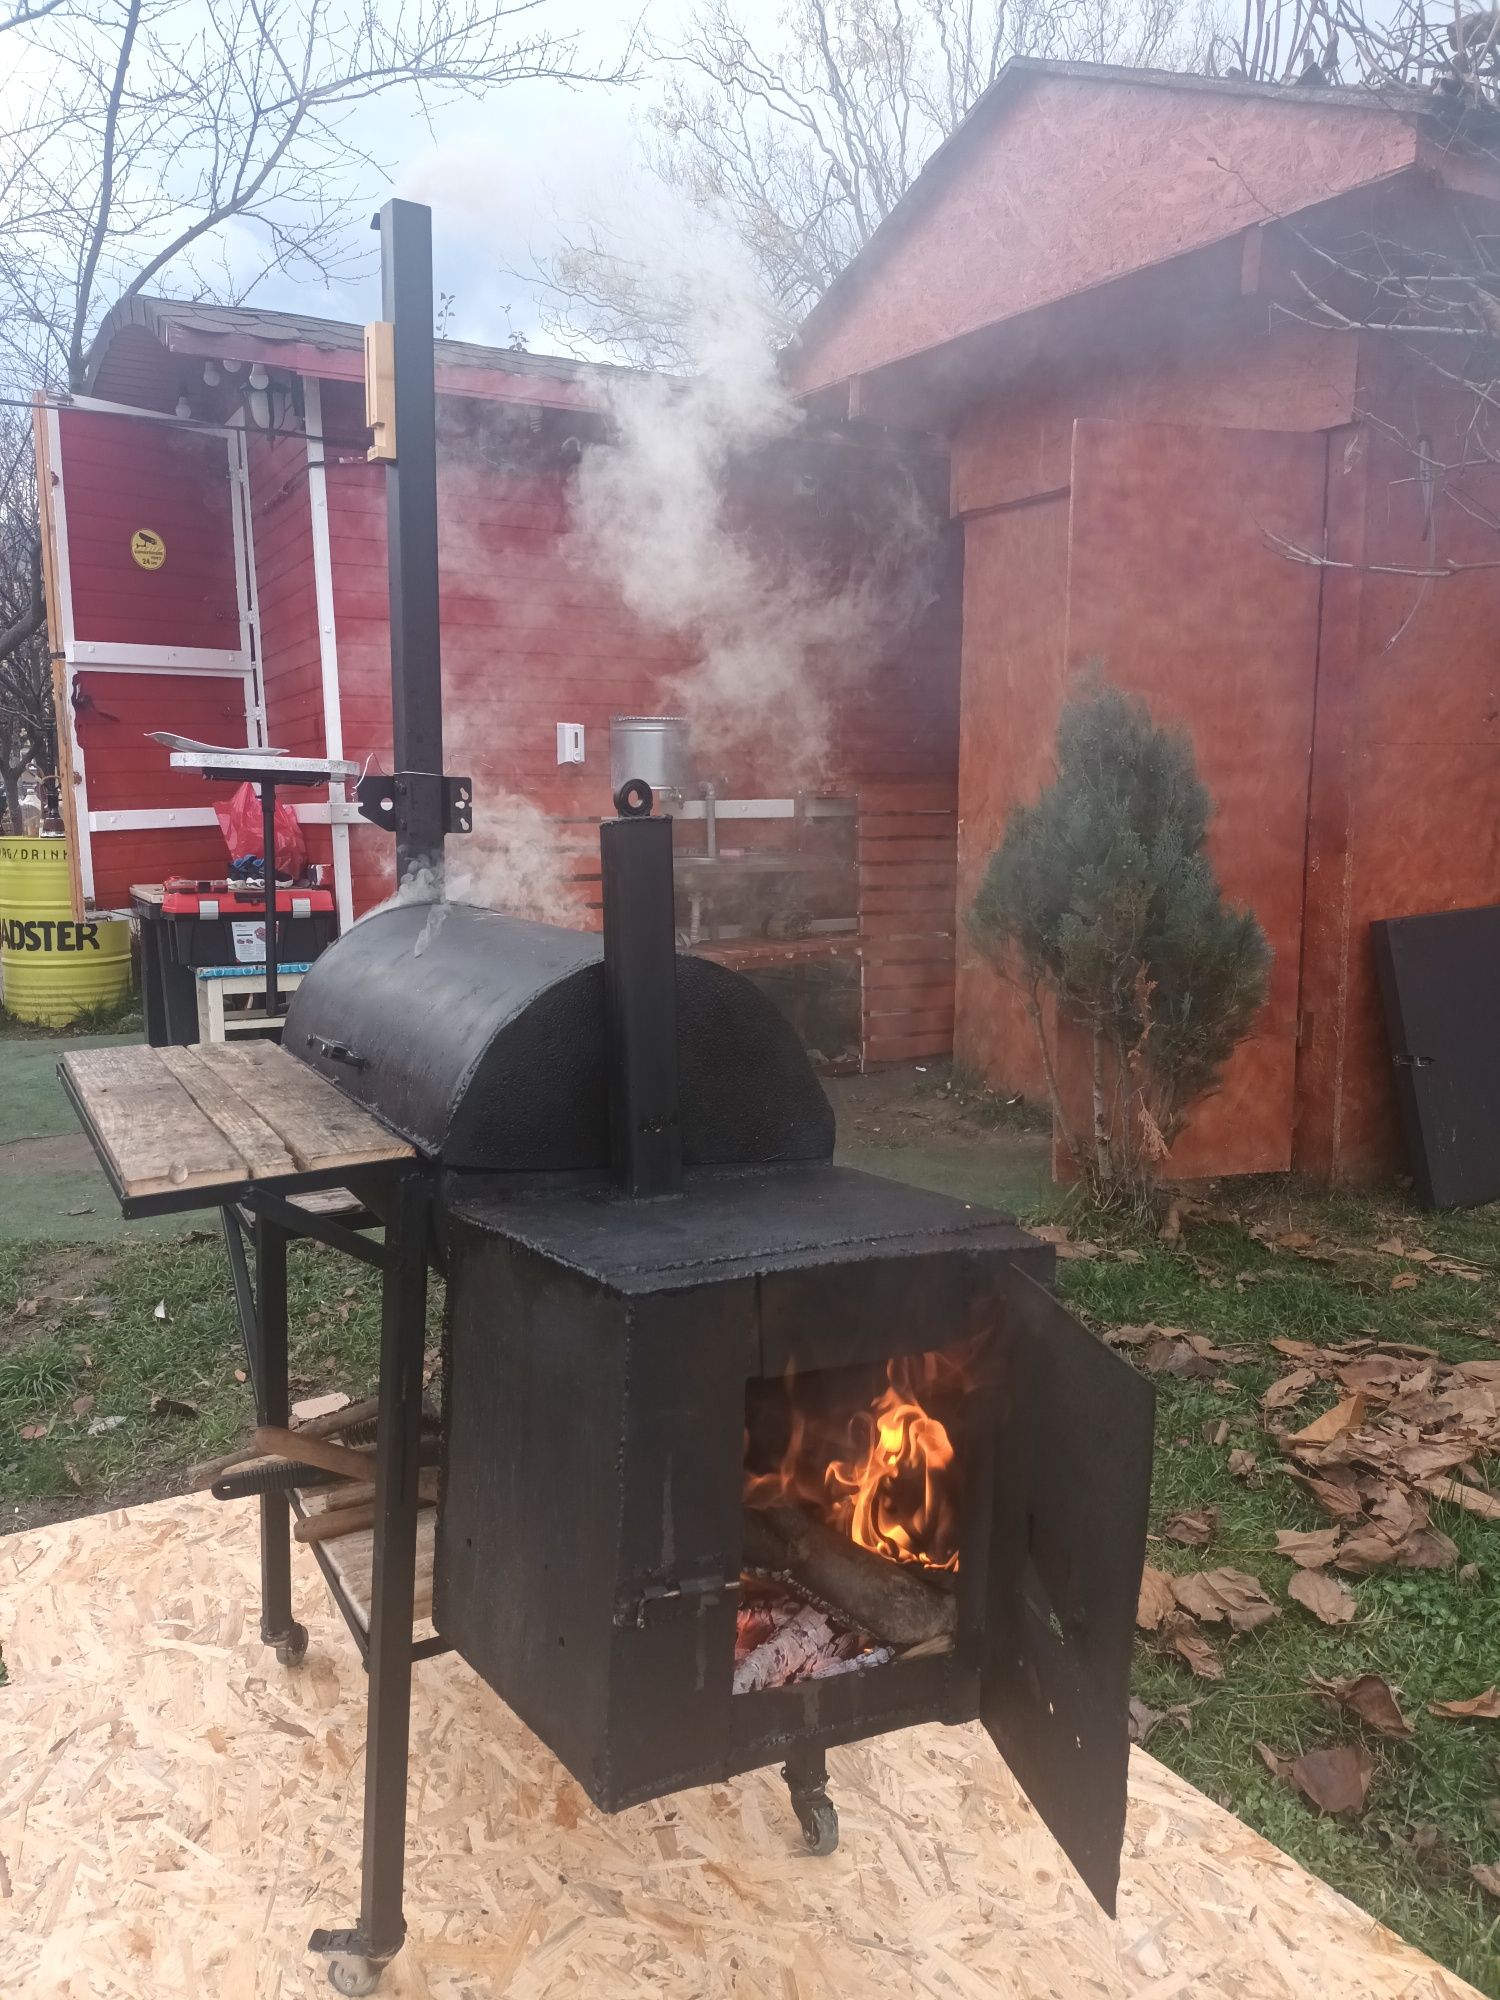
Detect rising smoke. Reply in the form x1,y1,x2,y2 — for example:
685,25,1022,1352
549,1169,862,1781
565,198,939,792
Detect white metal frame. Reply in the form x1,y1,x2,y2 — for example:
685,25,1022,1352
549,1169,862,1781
303,377,355,929
46,395,267,904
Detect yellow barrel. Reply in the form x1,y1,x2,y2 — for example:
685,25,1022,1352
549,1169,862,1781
0,836,131,1025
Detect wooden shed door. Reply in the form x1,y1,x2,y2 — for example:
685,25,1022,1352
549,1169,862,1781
37,403,261,913
1064,419,1326,1177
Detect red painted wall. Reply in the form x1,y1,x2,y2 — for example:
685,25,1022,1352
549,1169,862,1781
1296,354,1500,1181
56,411,241,651
247,428,333,879
76,670,250,907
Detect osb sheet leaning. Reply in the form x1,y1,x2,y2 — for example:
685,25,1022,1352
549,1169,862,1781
0,1494,1481,2000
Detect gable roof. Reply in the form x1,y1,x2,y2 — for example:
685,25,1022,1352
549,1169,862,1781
784,59,1478,398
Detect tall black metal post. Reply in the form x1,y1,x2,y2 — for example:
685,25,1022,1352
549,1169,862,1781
377,200,446,886
260,776,280,1017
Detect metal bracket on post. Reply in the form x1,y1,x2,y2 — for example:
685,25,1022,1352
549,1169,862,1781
355,772,472,839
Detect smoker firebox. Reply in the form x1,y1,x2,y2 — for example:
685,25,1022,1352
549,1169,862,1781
435,1160,1152,1908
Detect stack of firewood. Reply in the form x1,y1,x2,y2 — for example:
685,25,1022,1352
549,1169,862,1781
190,1395,438,1544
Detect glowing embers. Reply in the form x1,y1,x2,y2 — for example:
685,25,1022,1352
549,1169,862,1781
737,1346,973,1693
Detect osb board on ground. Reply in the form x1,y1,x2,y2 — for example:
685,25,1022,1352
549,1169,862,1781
0,1496,1480,2000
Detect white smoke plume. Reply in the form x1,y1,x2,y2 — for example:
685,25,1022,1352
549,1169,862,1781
566,195,938,792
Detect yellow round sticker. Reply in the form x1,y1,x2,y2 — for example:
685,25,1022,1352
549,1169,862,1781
130,528,166,570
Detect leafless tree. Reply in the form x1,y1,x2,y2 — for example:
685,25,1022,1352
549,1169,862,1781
532,0,1207,364
0,0,630,393
0,409,53,832
1209,0,1500,94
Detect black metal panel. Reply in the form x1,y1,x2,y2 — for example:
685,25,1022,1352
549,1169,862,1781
981,1267,1154,1916
435,1219,629,1798
449,1162,1043,1297
600,812,682,1196
1372,904,1500,1209
284,903,834,1171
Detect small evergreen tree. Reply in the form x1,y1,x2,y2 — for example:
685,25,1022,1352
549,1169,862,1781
967,679,1271,1200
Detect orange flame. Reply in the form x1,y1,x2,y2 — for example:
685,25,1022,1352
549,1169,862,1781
744,1348,969,1571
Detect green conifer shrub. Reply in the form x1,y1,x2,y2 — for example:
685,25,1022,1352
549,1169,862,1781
967,678,1271,1201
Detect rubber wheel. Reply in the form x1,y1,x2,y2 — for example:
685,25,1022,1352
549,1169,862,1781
327,1954,382,1996
275,1623,310,1668
799,1800,839,1857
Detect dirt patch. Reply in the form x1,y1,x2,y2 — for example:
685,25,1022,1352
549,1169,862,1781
0,1133,103,1176
2,1471,179,1537
0,1242,121,1357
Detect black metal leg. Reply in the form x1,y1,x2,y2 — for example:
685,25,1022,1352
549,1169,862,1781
261,778,280,1019
253,1211,306,1663
310,1170,428,1990
782,1745,840,1856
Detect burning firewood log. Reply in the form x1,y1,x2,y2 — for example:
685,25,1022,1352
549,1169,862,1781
743,1503,956,1648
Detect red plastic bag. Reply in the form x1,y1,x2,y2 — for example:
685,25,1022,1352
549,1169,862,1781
214,781,308,880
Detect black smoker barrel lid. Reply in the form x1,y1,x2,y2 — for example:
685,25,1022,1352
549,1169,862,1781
281,900,835,1172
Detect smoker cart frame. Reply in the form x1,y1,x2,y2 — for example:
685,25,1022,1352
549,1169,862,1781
58,1042,439,1995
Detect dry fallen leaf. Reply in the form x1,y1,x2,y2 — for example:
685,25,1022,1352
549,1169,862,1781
1423,1475,1500,1521
1286,1742,1375,1817
1288,1568,1358,1625
1472,1862,1500,1900
1390,1272,1420,1292
1289,1392,1369,1448
18,1422,49,1441
1429,1689,1500,1720
1171,1567,1280,1632
1136,1564,1177,1632
1262,1367,1319,1413
1128,1695,1192,1746
1204,1418,1231,1447
1287,1464,1367,1521
1275,1526,1341,1568
1165,1613,1224,1681
1162,1507,1220,1547
1227,1448,1260,1482
1309,1671,1413,1739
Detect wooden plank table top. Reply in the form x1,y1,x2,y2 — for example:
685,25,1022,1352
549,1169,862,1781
60,1041,414,1215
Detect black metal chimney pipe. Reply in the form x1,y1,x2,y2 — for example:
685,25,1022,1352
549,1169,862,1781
600,781,683,1198
378,198,445,885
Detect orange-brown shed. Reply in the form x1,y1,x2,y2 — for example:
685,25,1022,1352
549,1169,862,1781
785,59,1500,1184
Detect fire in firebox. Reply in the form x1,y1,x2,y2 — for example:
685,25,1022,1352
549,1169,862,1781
738,1345,974,1690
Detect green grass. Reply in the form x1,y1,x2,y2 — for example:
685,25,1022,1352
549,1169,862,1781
0,1232,414,1518
0,994,143,1040
1056,1182,1500,1996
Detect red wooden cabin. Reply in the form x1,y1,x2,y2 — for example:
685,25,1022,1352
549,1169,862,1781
785,60,1500,1183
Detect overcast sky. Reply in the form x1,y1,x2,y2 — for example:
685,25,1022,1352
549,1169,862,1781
250,0,721,353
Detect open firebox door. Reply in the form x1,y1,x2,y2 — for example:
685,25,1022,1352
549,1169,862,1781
983,1271,1156,1912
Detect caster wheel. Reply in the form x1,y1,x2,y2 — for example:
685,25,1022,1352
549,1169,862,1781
798,1799,839,1856
327,1954,382,1996
275,1623,309,1668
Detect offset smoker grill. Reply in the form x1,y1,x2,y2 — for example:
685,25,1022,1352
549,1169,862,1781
53,203,1153,1996
277,786,1156,1979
